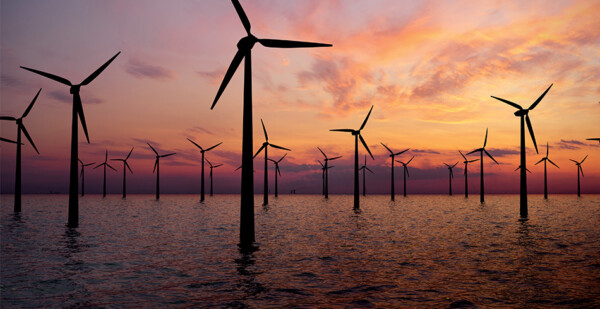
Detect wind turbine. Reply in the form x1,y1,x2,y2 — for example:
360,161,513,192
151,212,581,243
587,138,600,144
148,143,176,200
268,154,287,198
570,155,587,197
110,147,134,198
444,162,458,196
94,150,117,198
331,105,375,209
317,160,334,196
21,51,120,227
187,138,222,202
78,159,95,197
492,84,552,218
534,142,559,199
381,143,409,201
210,0,331,245
358,155,374,196
206,159,223,196
459,151,479,198
395,156,414,197
1,89,41,212
254,119,290,206
467,128,499,203
317,147,342,198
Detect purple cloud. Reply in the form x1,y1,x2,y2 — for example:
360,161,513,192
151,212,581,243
126,58,175,81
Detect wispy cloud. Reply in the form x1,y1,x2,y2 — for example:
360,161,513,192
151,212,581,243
48,90,102,104
126,58,176,81
556,139,586,150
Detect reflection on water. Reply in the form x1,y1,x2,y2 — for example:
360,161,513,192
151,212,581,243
1,194,599,307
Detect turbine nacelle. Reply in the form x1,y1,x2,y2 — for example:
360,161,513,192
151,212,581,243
237,35,258,50
514,109,529,117
70,85,81,94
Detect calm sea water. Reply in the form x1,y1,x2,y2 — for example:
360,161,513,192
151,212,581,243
1,194,599,308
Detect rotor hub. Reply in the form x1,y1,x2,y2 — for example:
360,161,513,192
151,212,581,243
514,109,529,116
237,35,257,50
352,131,359,136
70,85,81,94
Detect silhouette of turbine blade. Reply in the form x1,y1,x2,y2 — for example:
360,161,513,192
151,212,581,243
317,160,324,167
269,144,290,151
394,149,409,156
23,88,42,118
360,106,374,130
278,153,288,162
268,158,277,163
80,168,84,177
235,165,242,171
317,147,326,158
253,144,265,158
451,169,454,178
529,84,553,110
525,115,538,153
405,166,410,177
452,162,458,168
466,149,479,156
161,153,176,157
0,137,19,144
277,166,281,176
484,150,499,164
329,156,342,161
468,159,479,163
104,150,108,162
153,159,158,173
20,66,72,86
187,138,202,150
74,94,90,143
484,128,488,147
126,147,134,160
579,165,584,177
261,119,268,141
459,150,467,160
546,142,549,157
380,142,392,154
359,135,374,159
535,158,544,165
0,116,17,121
444,163,450,168
78,158,83,164
20,124,39,154
211,49,245,109
80,52,121,86
231,0,251,34
548,159,559,168
581,155,588,163
491,96,522,110
206,158,213,167
93,163,103,169
258,39,332,48
407,156,414,164
206,142,222,152
366,167,374,174
514,166,520,172
214,164,223,168
147,143,158,155
569,159,578,164
107,163,117,172
125,162,133,174
330,129,354,132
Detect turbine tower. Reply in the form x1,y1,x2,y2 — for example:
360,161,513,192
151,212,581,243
148,143,176,200
268,154,287,198
78,159,95,197
0,89,41,212
444,162,458,196
317,147,342,198
396,156,414,197
459,151,478,198
110,147,134,198
94,150,117,197
253,119,290,206
206,159,223,196
570,155,587,197
210,0,331,246
534,142,559,199
492,84,552,218
467,129,499,203
358,155,374,196
381,143,409,201
21,52,120,227
188,138,222,202
318,160,334,196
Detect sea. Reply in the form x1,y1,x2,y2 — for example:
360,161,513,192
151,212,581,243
1,194,599,308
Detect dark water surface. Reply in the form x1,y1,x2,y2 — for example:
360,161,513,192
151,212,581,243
1,194,599,308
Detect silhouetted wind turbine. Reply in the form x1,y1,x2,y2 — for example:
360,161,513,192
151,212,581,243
317,147,342,198
444,162,458,196
396,156,414,197
331,106,375,209
268,154,287,198
459,151,479,198
206,159,223,196
535,142,559,199
359,155,374,196
254,119,290,206
467,129,499,203
318,160,334,195
94,150,117,198
148,143,176,200
110,147,134,199
587,138,600,144
78,159,95,197
188,138,222,202
21,52,120,227
1,89,41,212
210,0,331,245
492,84,552,218
381,143,409,201
570,155,587,197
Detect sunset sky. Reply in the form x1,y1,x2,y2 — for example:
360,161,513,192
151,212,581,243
1,0,599,195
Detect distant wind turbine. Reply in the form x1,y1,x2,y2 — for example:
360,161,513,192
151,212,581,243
331,106,375,209
395,156,414,197
110,147,134,198
570,155,588,197
78,159,95,197
188,138,222,202
318,160,334,195
359,155,374,196
254,119,290,206
148,143,176,200
534,142,559,199
1,89,41,212
268,154,287,198
210,0,331,246
317,147,342,198
444,162,458,196
381,143,409,201
492,84,552,217
206,159,223,196
94,150,117,198
21,52,120,227
467,128,499,203
459,151,479,198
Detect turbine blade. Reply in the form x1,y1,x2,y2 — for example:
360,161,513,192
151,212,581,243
206,158,213,167
0,137,18,144
258,38,332,48
268,158,276,163
330,129,354,132
514,166,520,172
125,162,133,174
205,142,222,152
317,147,326,158
526,168,532,174
78,158,83,164
535,158,544,165
147,143,158,155
253,144,265,158
581,155,588,163
579,165,584,177
22,88,42,118
491,95,522,110
161,153,176,157
214,164,223,168
85,162,96,166
261,119,268,141
235,165,242,171
366,167,374,174
360,105,374,130
444,163,450,168
468,159,479,163
394,149,409,156
80,52,121,85
466,149,479,156
20,124,39,154
231,0,251,34
153,159,158,173
20,66,72,86
546,142,549,157
269,143,291,151
548,159,559,168
80,169,84,178
74,93,90,143
278,153,287,162
459,150,466,160
317,160,324,167
359,134,374,160
525,115,538,154
277,166,281,176
529,83,553,110
405,166,410,178
93,163,103,169
0,116,16,121
126,147,134,160
380,142,392,154
484,128,488,148
187,138,202,150
211,49,245,109
107,163,117,172
105,150,108,162
569,159,578,164
407,156,414,164
329,156,342,161
451,169,454,178
452,162,458,168
484,150,499,164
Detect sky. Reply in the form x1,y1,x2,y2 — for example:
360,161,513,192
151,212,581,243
1,0,599,195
